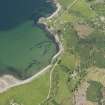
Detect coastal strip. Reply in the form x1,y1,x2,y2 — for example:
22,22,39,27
0,0,63,93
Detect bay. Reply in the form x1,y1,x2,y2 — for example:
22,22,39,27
0,0,57,79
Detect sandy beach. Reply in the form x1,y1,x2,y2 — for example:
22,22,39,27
47,0,61,19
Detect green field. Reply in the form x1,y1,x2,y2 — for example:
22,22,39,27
86,81,103,103
0,71,50,105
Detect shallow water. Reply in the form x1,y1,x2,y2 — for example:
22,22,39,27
0,0,57,79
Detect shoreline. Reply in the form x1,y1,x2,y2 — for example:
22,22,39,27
0,0,63,93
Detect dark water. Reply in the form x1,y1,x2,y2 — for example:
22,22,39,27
0,0,57,79
0,0,55,30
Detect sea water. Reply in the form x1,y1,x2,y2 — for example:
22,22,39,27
0,0,57,79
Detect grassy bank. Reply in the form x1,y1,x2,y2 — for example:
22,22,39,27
0,71,50,105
